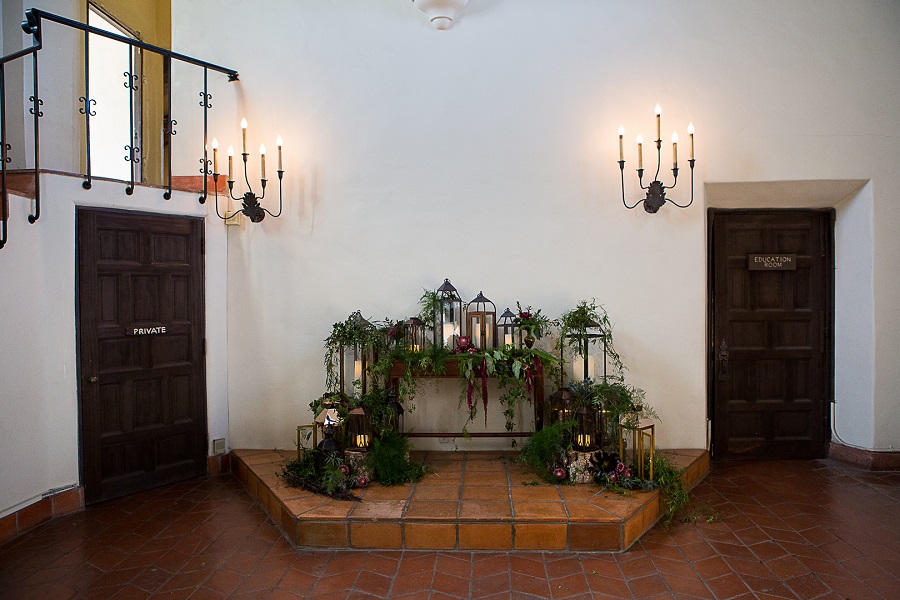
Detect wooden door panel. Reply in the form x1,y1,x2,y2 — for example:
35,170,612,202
711,210,832,460
78,208,206,504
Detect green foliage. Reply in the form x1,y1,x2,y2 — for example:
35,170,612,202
516,420,574,482
556,300,624,387
455,346,560,434
366,430,427,486
514,303,553,339
278,449,362,501
652,455,689,526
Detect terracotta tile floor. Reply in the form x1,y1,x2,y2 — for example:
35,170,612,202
238,450,708,552
1,459,899,599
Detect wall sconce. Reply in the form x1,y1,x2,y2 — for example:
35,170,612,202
413,0,468,30
618,104,695,213
212,119,284,222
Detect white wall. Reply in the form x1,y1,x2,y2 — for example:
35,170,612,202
0,0,235,516
0,175,229,517
169,0,900,452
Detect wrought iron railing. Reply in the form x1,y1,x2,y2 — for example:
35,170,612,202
0,8,239,250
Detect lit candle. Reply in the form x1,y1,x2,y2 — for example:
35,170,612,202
573,355,595,382
504,332,513,347
655,104,661,140
212,137,219,174
259,144,266,179
636,135,643,170
241,117,248,153
687,122,695,160
617,125,624,161
275,135,283,171
227,145,234,180
671,131,678,168
443,323,455,347
354,359,362,382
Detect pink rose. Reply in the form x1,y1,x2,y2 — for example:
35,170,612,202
338,464,350,476
553,467,568,480
624,468,633,478
355,475,369,488
616,462,626,473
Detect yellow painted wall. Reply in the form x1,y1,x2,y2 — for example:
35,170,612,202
85,0,170,185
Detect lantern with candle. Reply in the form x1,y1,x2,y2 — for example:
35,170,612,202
465,291,496,351
549,387,574,425
434,279,463,349
497,308,520,349
338,312,377,397
403,317,427,353
210,118,285,222
346,407,373,451
573,405,600,452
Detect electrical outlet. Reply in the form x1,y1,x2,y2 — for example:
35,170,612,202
212,438,226,455
439,437,451,444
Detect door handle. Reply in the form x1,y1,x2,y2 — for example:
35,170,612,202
89,376,99,384
718,339,729,380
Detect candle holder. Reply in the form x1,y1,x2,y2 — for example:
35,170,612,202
211,125,284,223
619,109,695,214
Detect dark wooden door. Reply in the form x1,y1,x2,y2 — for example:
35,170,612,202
78,208,207,504
710,210,833,460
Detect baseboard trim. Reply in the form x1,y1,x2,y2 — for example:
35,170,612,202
0,486,84,547
829,441,900,471
208,452,232,476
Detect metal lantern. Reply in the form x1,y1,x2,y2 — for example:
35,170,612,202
465,291,496,350
347,407,373,451
315,403,343,439
568,318,608,383
497,308,520,349
435,278,463,349
317,424,341,453
386,387,405,433
404,317,427,353
549,388,574,424
573,405,600,452
340,312,376,396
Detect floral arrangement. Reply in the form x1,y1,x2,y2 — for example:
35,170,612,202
514,303,552,339
591,450,654,491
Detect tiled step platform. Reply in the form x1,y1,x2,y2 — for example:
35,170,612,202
232,448,708,552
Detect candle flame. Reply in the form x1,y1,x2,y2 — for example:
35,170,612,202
617,125,625,136
259,143,266,155
212,137,219,149
275,135,283,147
240,118,248,129
687,122,695,134
655,103,662,115
227,145,234,157
636,134,644,144
671,132,679,143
